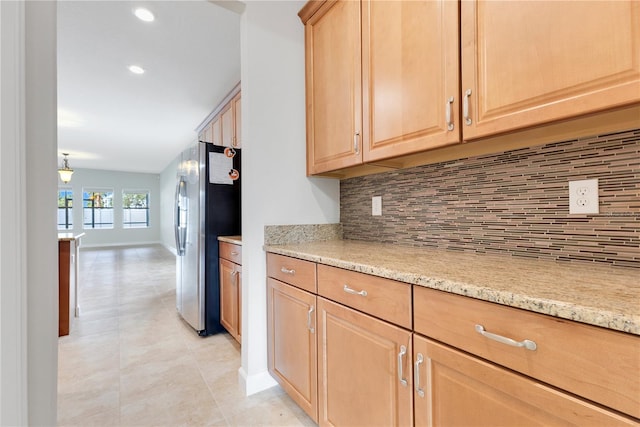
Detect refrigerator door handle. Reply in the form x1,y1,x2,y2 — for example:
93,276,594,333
175,178,187,256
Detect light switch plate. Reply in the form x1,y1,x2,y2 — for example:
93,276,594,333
372,196,382,216
569,179,599,214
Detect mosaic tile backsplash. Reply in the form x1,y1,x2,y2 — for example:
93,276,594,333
340,129,640,268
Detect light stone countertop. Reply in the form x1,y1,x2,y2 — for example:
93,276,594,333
58,232,86,242
218,235,242,245
264,239,640,335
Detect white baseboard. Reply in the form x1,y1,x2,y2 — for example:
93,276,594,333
238,367,277,397
162,242,177,256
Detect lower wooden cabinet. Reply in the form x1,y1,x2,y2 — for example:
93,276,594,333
219,241,242,343
267,278,318,422
317,297,413,427
413,335,636,427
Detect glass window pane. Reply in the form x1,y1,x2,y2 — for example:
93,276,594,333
123,191,149,228
83,190,114,229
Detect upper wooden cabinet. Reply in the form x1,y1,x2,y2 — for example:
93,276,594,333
299,0,640,177
198,85,240,149
233,93,241,148
301,0,459,175
302,0,362,174
461,1,640,140
211,116,221,146
362,0,460,162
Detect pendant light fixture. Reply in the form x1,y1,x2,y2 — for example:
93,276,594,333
58,153,74,183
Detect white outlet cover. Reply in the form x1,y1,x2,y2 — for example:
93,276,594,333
372,196,382,216
569,179,599,214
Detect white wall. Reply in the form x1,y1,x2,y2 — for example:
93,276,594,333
239,1,340,394
0,1,58,425
159,155,181,253
61,168,161,247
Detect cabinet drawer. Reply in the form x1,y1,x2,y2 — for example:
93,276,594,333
414,286,640,418
317,264,411,329
267,253,317,294
219,242,242,265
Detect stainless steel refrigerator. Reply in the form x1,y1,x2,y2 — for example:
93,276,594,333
174,142,241,335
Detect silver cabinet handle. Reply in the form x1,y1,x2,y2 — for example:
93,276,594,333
280,267,295,275
414,353,425,398
398,345,408,387
343,284,367,297
230,251,239,256
307,305,315,334
463,89,472,125
354,132,360,154
445,96,454,131
475,324,537,351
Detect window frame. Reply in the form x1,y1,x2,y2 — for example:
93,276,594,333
57,187,73,230
82,188,114,230
122,189,150,229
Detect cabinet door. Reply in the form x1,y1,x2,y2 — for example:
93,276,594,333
233,93,241,148
199,121,213,144
219,258,240,342
211,116,222,146
221,103,234,148
362,0,460,162
304,0,362,175
461,1,640,140
413,335,636,427
317,297,412,427
267,278,318,423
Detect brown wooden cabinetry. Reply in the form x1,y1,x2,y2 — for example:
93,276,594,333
267,278,318,422
198,86,240,148
300,0,458,175
219,241,241,342
299,0,640,178
58,239,76,337
301,0,362,174
413,335,636,427
267,254,318,422
461,1,640,140
413,286,640,423
211,116,221,146
317,297,412,426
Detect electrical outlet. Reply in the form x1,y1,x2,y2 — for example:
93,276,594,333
372,196,382,216
569,179,599,214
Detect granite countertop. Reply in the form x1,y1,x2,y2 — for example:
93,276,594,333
218,235,242,245
58,232,85,241
264,239,640,336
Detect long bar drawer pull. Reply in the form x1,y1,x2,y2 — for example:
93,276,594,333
307,306,315,334
343,284,367,297
280,267,295,275
475,324,537,351
230,251,239,256
398,345,408,387
414,353,425,398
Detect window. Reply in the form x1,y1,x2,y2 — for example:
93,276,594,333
122,190,150,228
83,190,114,229
58,189,73,230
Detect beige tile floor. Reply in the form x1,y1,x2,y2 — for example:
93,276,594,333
58,245,315,427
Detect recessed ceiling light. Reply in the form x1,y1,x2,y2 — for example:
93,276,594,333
128,65,145,75
134,7,154,22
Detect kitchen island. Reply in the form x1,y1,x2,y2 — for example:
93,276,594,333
58,232,84,336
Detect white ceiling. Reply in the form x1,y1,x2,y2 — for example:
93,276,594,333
57,1,241,174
